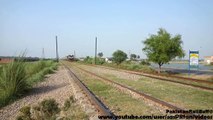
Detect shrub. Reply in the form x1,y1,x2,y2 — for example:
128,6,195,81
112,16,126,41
140,60,150,65
127,64,142,70
96,58,105,65
63,99,71,111
83,56,93,64
39,98,60,117
17,97,81,120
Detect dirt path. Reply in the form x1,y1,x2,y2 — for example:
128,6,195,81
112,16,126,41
0,66,73,120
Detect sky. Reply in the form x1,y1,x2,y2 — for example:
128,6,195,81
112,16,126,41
0,0,213,59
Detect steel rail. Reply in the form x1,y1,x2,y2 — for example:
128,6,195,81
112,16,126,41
62,63,115,119
74,65,183,110
67,62,204,120
86,64,213,91
95,65,213,84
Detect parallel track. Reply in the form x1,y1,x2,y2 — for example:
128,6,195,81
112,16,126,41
73,64,183,110
63,63,115,119
88,64,213,91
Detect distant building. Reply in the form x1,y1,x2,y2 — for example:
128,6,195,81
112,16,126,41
204,56,213,65
0,57,14,63
105,57,113,63
79,57,85,61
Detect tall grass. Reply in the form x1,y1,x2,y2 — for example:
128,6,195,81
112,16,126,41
27,60,58,85
0,59,58,108
0,59,29,106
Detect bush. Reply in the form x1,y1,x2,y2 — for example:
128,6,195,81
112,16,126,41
17,99,60,120
96,58,105,65
140,60,150,65
16,96,88,120
127,64,143,70
83,56,93,64
83,56,105,65
40,98,60,117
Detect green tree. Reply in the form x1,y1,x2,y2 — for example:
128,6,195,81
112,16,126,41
130,54,137,60
98,52,103,58
112,50,127,65
142,28,185,73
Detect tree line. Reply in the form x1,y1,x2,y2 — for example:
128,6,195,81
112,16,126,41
109,28,185,73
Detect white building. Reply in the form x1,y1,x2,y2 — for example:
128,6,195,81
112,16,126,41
105,57,113,63
204,56,213,65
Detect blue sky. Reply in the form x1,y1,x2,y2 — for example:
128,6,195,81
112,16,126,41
0,0,213,59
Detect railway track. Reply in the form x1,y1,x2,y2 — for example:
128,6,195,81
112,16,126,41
87,64,213,91
62,63,115,119
71,64,183,111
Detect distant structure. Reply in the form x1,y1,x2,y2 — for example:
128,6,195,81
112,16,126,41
0,56,14,63
105,57,113,63
204,56,213,65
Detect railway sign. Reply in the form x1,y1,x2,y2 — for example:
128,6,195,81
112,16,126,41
188,50,199,75
189,51,199,68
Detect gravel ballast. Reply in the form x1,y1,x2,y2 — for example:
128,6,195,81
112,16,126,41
0,66,97,120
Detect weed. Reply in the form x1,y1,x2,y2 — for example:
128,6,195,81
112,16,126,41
16,97,88,120
63,100,71,111
39,98,60,117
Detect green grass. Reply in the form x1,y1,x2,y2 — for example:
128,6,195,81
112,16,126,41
0,59,29,107
101,62,156,73
81,62,213,89
67,63,162,115
0,59,58,108
74,63,213,110
101,73,213,110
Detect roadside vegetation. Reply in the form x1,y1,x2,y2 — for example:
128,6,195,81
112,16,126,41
78,57,155,73
0,58,58,108
77,51,155,74
16,96,88,120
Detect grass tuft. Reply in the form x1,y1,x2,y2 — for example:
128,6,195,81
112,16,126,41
16,97,88,120
0,59,29,107
0,59,58,108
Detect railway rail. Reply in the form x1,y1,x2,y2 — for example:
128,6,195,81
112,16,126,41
72,64,184,110
70,64,209,120
62,63,115,119
87,64,213,91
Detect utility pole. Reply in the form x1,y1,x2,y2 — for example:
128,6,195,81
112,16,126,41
74,50,76,58
56,36,59,62
94,37,97,65
42,48,45,60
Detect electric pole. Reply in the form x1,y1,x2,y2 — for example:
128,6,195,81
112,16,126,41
94,37,97,65
42,48,45,60
56,36,59,62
